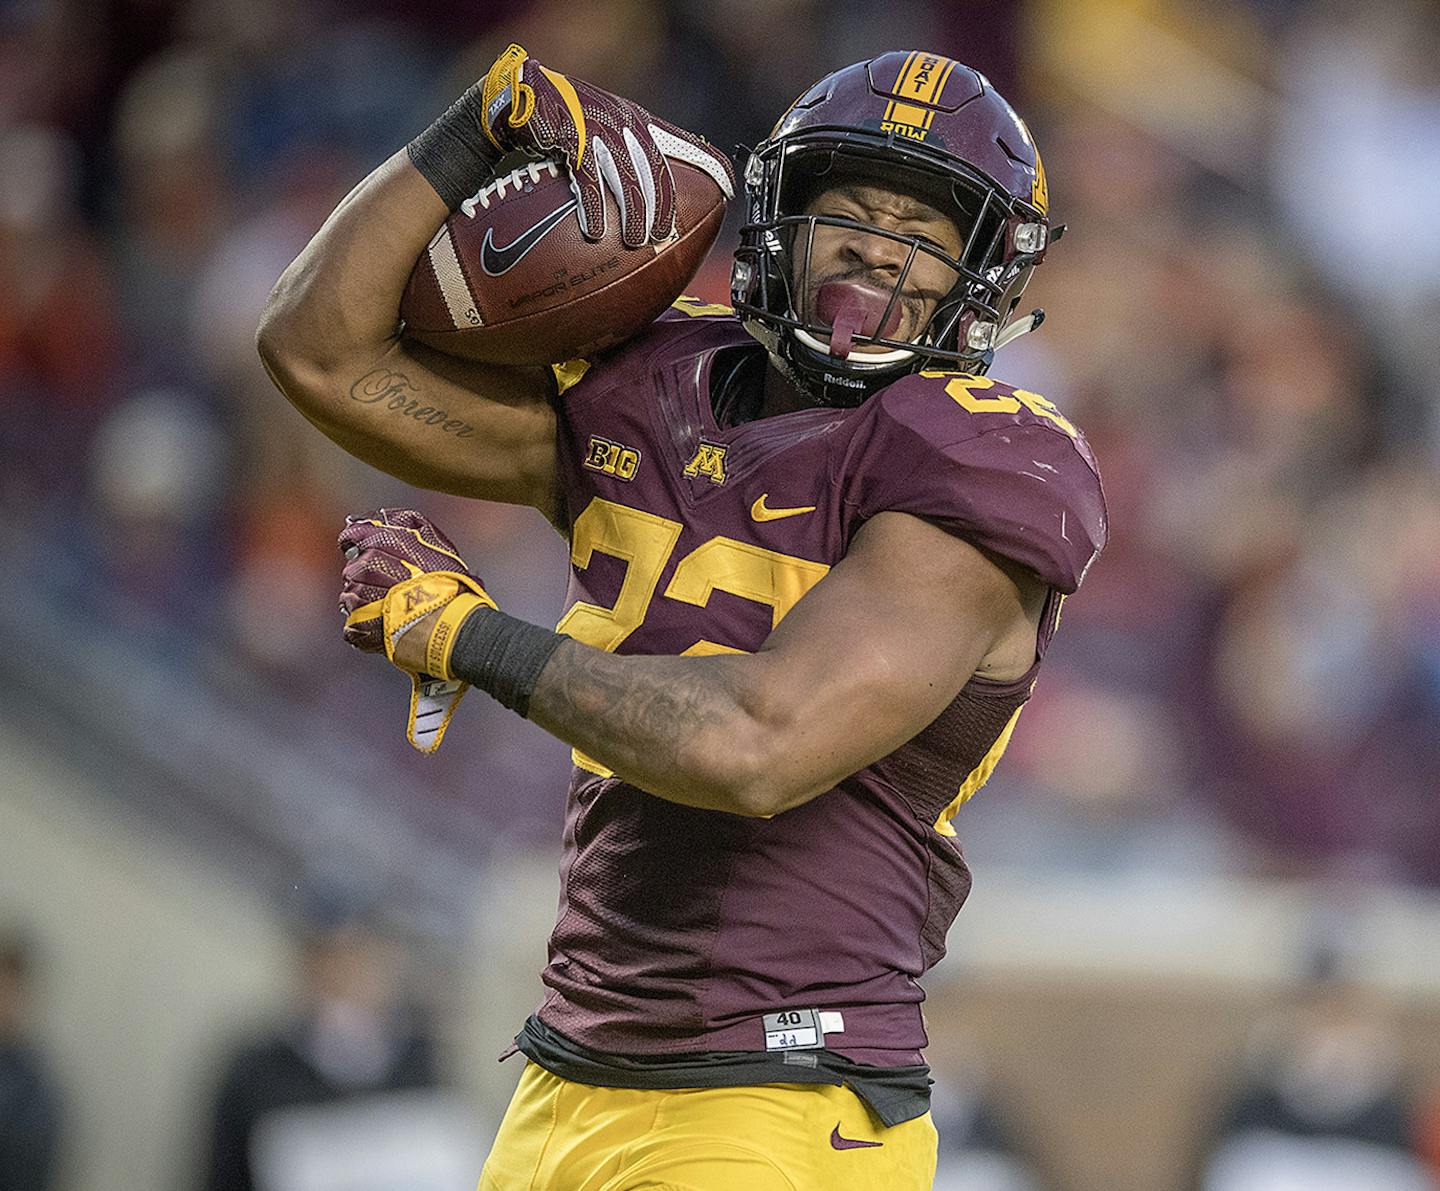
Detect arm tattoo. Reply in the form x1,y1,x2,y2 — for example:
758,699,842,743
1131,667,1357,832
526,641,740,803
349,367,477,438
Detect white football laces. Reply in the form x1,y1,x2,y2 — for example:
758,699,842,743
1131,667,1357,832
460,129,733,247
460,160,560,218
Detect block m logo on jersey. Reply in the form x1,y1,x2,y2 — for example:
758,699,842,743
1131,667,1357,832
683,442,728,485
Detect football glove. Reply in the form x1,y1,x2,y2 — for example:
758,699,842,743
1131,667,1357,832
479,43,734,248
338,508,472,651
338,509,495,753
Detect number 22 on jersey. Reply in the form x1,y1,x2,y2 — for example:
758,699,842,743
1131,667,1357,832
556,497,829,774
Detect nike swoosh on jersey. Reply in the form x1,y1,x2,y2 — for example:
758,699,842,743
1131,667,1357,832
479,198,579,276
829,1124,883,1150
751,494,817,522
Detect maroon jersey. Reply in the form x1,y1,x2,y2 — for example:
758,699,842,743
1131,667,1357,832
535,303,1106,1067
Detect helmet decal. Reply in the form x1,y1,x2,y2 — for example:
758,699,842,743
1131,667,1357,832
879,52,959,143
1014,115,1050,215
1031,149,1049,215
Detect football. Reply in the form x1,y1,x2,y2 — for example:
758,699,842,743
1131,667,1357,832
401,156,729,365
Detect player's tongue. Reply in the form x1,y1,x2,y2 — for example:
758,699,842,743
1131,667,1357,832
816,281,904,359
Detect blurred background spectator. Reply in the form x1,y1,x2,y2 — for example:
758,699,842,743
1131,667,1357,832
931,1039,1054,1191
2,1,1440,1189
200,903,476,1191
0,928,63,1191
1187,940,1430,1191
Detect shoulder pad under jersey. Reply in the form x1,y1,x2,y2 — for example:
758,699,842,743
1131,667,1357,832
551,296,745,397
665,294,737,321
846,369,1107,592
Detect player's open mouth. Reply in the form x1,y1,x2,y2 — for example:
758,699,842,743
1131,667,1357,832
810,278,922,358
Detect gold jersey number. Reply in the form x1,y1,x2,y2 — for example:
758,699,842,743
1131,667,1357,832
556,497,830,774
918,370,1078,438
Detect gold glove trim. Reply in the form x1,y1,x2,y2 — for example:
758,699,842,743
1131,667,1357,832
380,570,497,753
347,520,467,571
536,64,586,169
343,598,384,634
482,44,534,148
382,571,497,675
427,592,488,680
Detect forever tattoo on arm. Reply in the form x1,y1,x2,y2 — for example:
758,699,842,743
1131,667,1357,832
349,367,477,438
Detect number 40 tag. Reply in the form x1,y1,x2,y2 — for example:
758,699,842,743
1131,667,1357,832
763,1009,823,1050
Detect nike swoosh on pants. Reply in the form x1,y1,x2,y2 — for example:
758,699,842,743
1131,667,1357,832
829,1124,883,1150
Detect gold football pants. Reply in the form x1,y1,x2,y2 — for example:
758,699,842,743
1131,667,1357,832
478,1061,937,1191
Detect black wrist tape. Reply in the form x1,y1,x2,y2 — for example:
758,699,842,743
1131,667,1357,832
407,85,505,211
449,607,567,717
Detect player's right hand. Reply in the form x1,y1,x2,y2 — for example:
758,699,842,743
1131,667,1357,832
337,508,495,755
479,43,734,249
338,508,477,655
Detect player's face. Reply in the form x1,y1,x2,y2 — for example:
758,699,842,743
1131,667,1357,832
794,183,964,350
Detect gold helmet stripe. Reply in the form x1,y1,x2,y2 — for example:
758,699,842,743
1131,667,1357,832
882,51,919,124
885,52,957,135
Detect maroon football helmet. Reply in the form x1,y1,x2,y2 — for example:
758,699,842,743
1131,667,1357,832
732,51,1056,406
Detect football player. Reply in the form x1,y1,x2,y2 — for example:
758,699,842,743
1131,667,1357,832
258,46,1106,1191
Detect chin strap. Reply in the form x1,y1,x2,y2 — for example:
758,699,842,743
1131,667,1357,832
780,335,898,408
992,307,1046,351
791,327,915,367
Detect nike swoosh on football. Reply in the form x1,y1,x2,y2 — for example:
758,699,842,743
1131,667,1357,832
829,1124,883,1150
479,198,579,276
751,494,817,522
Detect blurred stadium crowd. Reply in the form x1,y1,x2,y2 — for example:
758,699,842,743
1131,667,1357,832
5,0,1439,877
3,0,1440,1187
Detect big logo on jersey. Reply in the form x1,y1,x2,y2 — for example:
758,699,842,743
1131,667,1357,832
583,434,641,480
